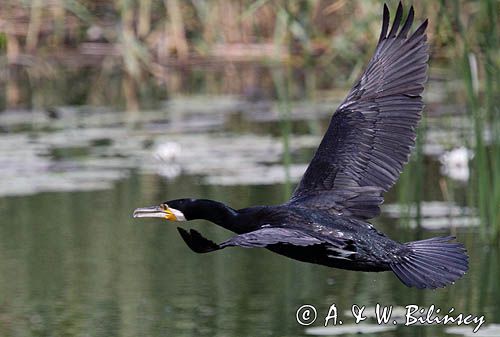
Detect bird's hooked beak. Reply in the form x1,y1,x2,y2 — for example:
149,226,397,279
133,204,186,221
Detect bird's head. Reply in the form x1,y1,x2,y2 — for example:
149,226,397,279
133,198,237,226
133,199,192,221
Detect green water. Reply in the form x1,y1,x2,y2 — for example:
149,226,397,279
0,172,498,336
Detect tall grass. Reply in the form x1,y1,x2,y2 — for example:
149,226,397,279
272,66,293,199
449,0,500,240
395,116,426,229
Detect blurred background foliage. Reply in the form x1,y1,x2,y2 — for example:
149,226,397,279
0,1,496,106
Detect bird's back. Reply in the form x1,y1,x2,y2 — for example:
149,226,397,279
257,205,401,265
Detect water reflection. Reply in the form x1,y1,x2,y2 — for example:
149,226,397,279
0,174,497,336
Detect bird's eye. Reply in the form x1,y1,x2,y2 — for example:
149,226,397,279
160,203,167,210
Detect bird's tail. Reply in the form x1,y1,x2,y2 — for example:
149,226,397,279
390,236,468,289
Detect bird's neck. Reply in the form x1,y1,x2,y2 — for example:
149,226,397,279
188,199,241,231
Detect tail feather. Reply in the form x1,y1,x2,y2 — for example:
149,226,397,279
390,236,468,289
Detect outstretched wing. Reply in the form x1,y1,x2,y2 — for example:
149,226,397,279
177,227,325,253
178,227,360,262
291,3,428,219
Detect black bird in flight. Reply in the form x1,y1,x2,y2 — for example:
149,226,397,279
134,3,468,289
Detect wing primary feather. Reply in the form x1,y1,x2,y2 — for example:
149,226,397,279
387,2,403,38
399,6,414,38
378,4,390,43
409,19,428,42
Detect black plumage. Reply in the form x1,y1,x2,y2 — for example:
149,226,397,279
133,3,468,289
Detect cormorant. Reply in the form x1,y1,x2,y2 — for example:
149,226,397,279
133,3,468,289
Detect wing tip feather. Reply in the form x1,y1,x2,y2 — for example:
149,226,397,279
380,3,428,43
399,6,415,38
411,18,429,40
379,4,390,42
387,2,404,38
